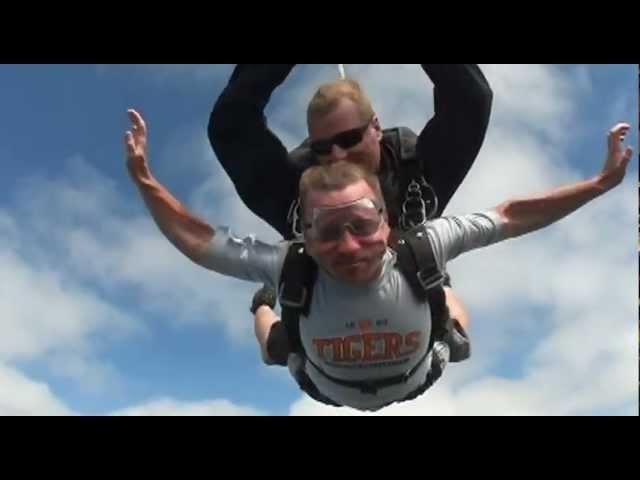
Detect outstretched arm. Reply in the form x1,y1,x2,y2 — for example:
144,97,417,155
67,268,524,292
125,108,287,288
496,123,633,238
125,109,214,264
426,123,634,267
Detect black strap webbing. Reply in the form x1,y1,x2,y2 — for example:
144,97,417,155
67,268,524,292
393,229,451,352
279,243,316,354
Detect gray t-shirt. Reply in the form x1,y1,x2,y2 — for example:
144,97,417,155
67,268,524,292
201,212,507,411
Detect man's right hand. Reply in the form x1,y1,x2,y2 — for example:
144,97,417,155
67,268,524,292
495,120,634,240
124,107,216,264
597,122,633,191
125,108,151,181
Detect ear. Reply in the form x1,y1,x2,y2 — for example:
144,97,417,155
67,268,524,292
372,115,383,142
304,237,319,260
380,220,391,242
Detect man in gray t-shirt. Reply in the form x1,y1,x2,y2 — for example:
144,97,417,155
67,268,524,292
125,109,633,411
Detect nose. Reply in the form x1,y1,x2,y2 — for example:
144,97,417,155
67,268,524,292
327,145,349,163
335,230,361,254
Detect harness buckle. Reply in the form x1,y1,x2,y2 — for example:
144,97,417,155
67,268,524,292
279,286,308,309
417,269,444,291
399,178,438,231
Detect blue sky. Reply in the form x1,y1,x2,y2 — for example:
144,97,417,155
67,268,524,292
0,64,637,416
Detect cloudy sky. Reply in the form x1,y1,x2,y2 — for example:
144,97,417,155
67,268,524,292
0,64,637,416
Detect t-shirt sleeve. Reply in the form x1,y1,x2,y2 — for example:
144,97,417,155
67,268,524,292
198,226,288,288
425,211,507,269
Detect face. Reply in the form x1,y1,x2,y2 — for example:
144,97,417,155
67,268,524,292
308,98,383,172
304,180,390,284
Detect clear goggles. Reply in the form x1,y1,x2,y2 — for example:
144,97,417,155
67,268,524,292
303,198,385,243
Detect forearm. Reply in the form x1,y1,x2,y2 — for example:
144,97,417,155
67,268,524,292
207,65,300,238
254,306,282,365
210,64,296,131
223,64,296,107
496,176,608,239
129,163,214,264
417,65,493,212
208,64,295,164
420,64,493,112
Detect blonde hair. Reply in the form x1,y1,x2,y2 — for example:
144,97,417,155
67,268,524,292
307,78,375,129
299,161,384,220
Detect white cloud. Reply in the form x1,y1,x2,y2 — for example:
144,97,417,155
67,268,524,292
0,155,148,399
46,354,123,395
0,359,266,416
481,64,578,138
0,363,75,416
109,397,266,416
0,249,140,362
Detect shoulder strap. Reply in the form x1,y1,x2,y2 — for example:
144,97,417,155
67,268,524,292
396,127,419,170
278,242,317,354
383,127,418,163
392,228,452,351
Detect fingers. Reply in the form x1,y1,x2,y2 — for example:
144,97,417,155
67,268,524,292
609,123,630,141
124,131,135,155
607,123,631,152
127,108,147,136
609,123,631,135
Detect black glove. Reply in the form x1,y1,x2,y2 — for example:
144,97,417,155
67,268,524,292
250,284,277,315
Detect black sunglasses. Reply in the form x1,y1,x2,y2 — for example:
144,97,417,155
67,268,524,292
309,119,373,156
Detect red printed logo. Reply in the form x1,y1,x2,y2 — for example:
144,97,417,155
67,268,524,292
358,319,374,333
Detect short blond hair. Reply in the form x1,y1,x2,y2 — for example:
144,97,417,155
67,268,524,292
299,161,384,221
307,78,375,129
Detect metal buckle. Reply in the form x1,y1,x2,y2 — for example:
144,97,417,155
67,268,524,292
288,200,304,239
417,269,444,291
279,286,308,309
399,178,439,231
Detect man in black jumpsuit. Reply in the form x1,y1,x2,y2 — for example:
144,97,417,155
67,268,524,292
208,64,493,331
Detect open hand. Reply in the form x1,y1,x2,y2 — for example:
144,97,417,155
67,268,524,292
599,123,633,190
